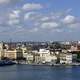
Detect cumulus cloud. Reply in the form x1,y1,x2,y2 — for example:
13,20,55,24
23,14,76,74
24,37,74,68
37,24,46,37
41,17,50,21
6,8,80,34
8,19,19,25
62,15,76,24
69,23,80,28
61,14,80,29
0,0,22,4
0,0,10,4
9,10,20,19
8,9,20,25
0,0,80,41
22,3,43,11
23,9,80,33
29,27,38,32
24,12,36,20
41,22,59,29
0,2,80,41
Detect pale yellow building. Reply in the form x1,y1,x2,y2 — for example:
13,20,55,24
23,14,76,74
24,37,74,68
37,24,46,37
4,49,17,59
0,42,3,60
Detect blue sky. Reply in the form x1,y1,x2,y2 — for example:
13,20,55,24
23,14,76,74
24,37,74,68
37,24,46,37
0,0,80,41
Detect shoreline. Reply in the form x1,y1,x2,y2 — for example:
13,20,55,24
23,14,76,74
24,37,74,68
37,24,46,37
16,63,80,66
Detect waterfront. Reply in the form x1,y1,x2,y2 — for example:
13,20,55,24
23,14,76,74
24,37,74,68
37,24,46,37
0,65,80,80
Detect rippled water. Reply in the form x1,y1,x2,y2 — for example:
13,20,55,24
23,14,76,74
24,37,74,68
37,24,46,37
0,65,80,80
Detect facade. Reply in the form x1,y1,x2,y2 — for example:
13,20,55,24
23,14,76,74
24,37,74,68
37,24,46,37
0,42,3,60
4,49,17,59
39,49,50,63
34,54,40,64
69,45,78,51
16,48,23,59
60,52,73,64
60,53,66,64
0,41,80,65
31,50,40,63
26,54,34,64
23,52,34,64
39,49,57,64
66,53,72,64
21,47,27,54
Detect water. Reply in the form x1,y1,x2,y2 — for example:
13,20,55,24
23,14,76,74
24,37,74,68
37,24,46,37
0,65,80,80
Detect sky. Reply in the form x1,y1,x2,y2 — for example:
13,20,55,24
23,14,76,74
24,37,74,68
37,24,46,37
0,0,80,41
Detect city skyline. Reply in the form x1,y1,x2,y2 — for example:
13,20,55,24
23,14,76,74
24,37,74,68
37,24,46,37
0,0,80,41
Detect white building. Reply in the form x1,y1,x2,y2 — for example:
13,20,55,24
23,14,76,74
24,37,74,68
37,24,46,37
38,49,57,63
66,53,72,64
60,53,72,64
23,52,33,64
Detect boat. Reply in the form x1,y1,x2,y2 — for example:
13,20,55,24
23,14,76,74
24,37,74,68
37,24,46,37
0,60,16,66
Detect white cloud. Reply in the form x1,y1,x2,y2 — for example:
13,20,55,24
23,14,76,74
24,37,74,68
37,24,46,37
8,9,20,25
41,22,59,29
13,10,20,16
29,27,38,32
24,12,36,20
22,3,43,11
0,0,22,4
8,19,19,25
9,10,20,19
69,23,80,28
55,29,63,32
9,13,19,19
0,0,10,4
63,15,75,24
41,17,50,21
2,7,80,37
61,15,80,29
51,29,63,33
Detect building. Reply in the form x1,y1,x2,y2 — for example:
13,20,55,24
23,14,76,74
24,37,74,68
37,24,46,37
23,52,34,64
39,49,57,64
70,45,78,51
16,48,23,59
0,42,3,60
60,52,73,64
66,53,72,64
31,50,40,63
60,53,66,64
26,54,34,64
4,49,17,60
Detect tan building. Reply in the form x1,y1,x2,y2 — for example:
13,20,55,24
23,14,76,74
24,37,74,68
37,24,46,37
4,49,17,59
0,42,3,60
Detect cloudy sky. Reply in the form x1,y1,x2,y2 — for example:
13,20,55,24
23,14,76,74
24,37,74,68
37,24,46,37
0,0,80,41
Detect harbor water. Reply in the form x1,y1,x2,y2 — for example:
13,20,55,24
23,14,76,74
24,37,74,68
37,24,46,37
0,65,80,80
